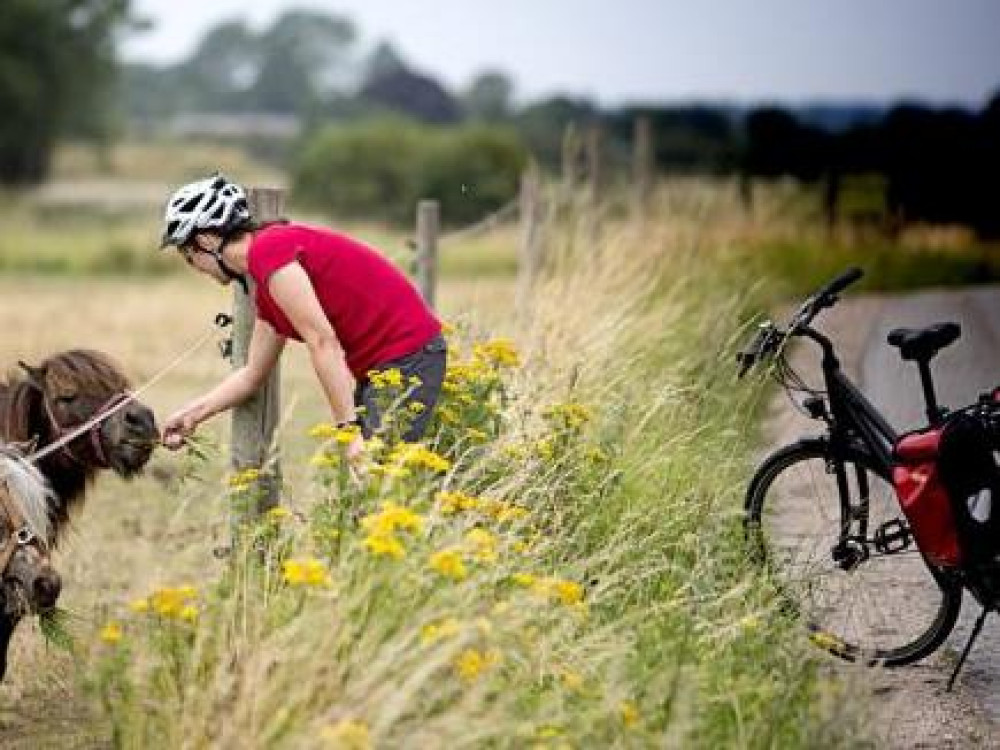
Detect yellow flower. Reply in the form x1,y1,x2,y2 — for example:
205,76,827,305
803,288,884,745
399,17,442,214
267,506,293,522
175,585,198,600
465,427,488,442
437,491,479,515
482,499,530,523
335,426,361,445
370,368,404,389
321,719,371,749
512,572,536,587
308,423,338,439
441,321,456,337
420,617,461,645
437,407,460,425
620,700,641,728
534,437,556,461
227,467,262,490
128,597,150,614
473,338,520,368
586,446,610,463
502,443,527,460
311,451,340,469
364,533,406,560
428,548,467,581
464,528,498,564
453,647,500,681
179,604,199,624
99,621,123,644
543,402,592,430
282,558,332,587
389,444,450,473
527,577,584,605
361,502,424,536
408,401,426,414
550,580,584,606
150,585,198,618
369,464,411,480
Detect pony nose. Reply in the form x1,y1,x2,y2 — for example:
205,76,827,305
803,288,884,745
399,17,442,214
125,404,158,437
32,571,61,611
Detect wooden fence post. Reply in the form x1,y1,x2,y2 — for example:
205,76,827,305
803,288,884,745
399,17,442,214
516,164,543,312
416,200,439,309
632,116,653,222
231,186,284,530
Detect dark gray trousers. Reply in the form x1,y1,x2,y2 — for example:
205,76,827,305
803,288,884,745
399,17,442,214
354,334,447,441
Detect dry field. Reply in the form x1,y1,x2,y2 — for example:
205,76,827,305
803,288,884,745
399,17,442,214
0,271,513,746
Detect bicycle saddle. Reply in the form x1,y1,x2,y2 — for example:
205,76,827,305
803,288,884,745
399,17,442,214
887,322,961,361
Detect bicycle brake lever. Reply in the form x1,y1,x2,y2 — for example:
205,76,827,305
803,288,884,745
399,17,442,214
737,322,778,378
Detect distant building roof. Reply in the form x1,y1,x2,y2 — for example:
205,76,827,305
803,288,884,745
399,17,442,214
168,112,300,139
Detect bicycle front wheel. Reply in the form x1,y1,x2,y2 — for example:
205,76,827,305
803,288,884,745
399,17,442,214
746,439,961,666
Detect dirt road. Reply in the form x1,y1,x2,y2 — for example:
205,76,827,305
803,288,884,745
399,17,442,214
767,285,1000,748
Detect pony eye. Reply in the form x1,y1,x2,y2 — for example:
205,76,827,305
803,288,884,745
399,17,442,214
56,393,77,405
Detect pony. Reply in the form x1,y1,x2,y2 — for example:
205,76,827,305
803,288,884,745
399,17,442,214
0,349,158,679
0,446,60,680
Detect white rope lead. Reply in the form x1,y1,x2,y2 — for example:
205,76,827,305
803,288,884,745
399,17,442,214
26,317,230,465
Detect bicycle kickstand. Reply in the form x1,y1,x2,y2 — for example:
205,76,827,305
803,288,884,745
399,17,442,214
947,606,991,692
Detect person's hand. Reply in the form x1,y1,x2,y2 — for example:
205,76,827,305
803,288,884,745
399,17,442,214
162,409,197,451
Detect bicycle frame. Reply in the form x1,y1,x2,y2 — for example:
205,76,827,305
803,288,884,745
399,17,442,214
799,325,899,470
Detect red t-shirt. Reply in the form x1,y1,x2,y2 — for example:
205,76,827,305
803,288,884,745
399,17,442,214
247,223,441,380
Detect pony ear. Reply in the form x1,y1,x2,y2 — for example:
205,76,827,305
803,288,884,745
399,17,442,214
17,361,46,389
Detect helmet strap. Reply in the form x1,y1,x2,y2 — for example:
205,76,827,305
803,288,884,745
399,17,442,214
211,237,249,295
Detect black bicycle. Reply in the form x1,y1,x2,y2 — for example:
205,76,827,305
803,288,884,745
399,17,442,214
739,267,1000,685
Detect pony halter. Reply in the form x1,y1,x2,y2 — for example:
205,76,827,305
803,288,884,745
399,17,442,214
0,480,46,580
40,392,133,469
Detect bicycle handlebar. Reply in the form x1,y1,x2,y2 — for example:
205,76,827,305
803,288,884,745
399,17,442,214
737,267,864,377
790,266,865,329
816,266,863,306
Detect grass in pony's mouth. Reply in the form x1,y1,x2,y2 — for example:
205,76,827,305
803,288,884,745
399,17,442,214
39,607,76,653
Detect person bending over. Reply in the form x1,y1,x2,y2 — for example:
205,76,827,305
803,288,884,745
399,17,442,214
159,174,446,459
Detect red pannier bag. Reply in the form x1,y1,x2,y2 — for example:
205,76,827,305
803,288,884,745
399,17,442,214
892,427,963,568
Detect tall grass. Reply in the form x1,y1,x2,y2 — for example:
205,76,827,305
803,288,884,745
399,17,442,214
68,195,871,748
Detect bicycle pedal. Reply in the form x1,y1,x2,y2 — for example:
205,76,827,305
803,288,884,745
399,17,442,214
874,519,911,554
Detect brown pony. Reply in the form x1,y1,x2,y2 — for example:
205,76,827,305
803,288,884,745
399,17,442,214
0,349,158,679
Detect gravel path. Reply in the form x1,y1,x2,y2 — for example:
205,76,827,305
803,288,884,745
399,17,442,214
764,286,1000,748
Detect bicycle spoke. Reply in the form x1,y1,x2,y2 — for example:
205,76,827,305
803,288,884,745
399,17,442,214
749,444,960,664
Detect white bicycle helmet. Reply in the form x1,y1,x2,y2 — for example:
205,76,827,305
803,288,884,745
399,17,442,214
160,174,251,248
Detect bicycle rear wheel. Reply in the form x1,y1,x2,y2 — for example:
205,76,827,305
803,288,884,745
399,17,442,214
746,439,961,666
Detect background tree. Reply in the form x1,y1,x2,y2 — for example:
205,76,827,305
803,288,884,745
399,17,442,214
360,60,461,124
249,10,356,114
174,21,259,112
462,71,514,122
0,0,134,184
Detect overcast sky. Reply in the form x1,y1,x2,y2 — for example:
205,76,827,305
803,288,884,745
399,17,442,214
122,0,1000,107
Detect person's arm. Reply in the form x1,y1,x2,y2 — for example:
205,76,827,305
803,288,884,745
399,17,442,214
265,261,359,427
162,320,286,449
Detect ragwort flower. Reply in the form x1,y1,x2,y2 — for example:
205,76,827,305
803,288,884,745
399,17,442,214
428,548,467,581
282,558,332,587
99,621,123,644
453,647,501,682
